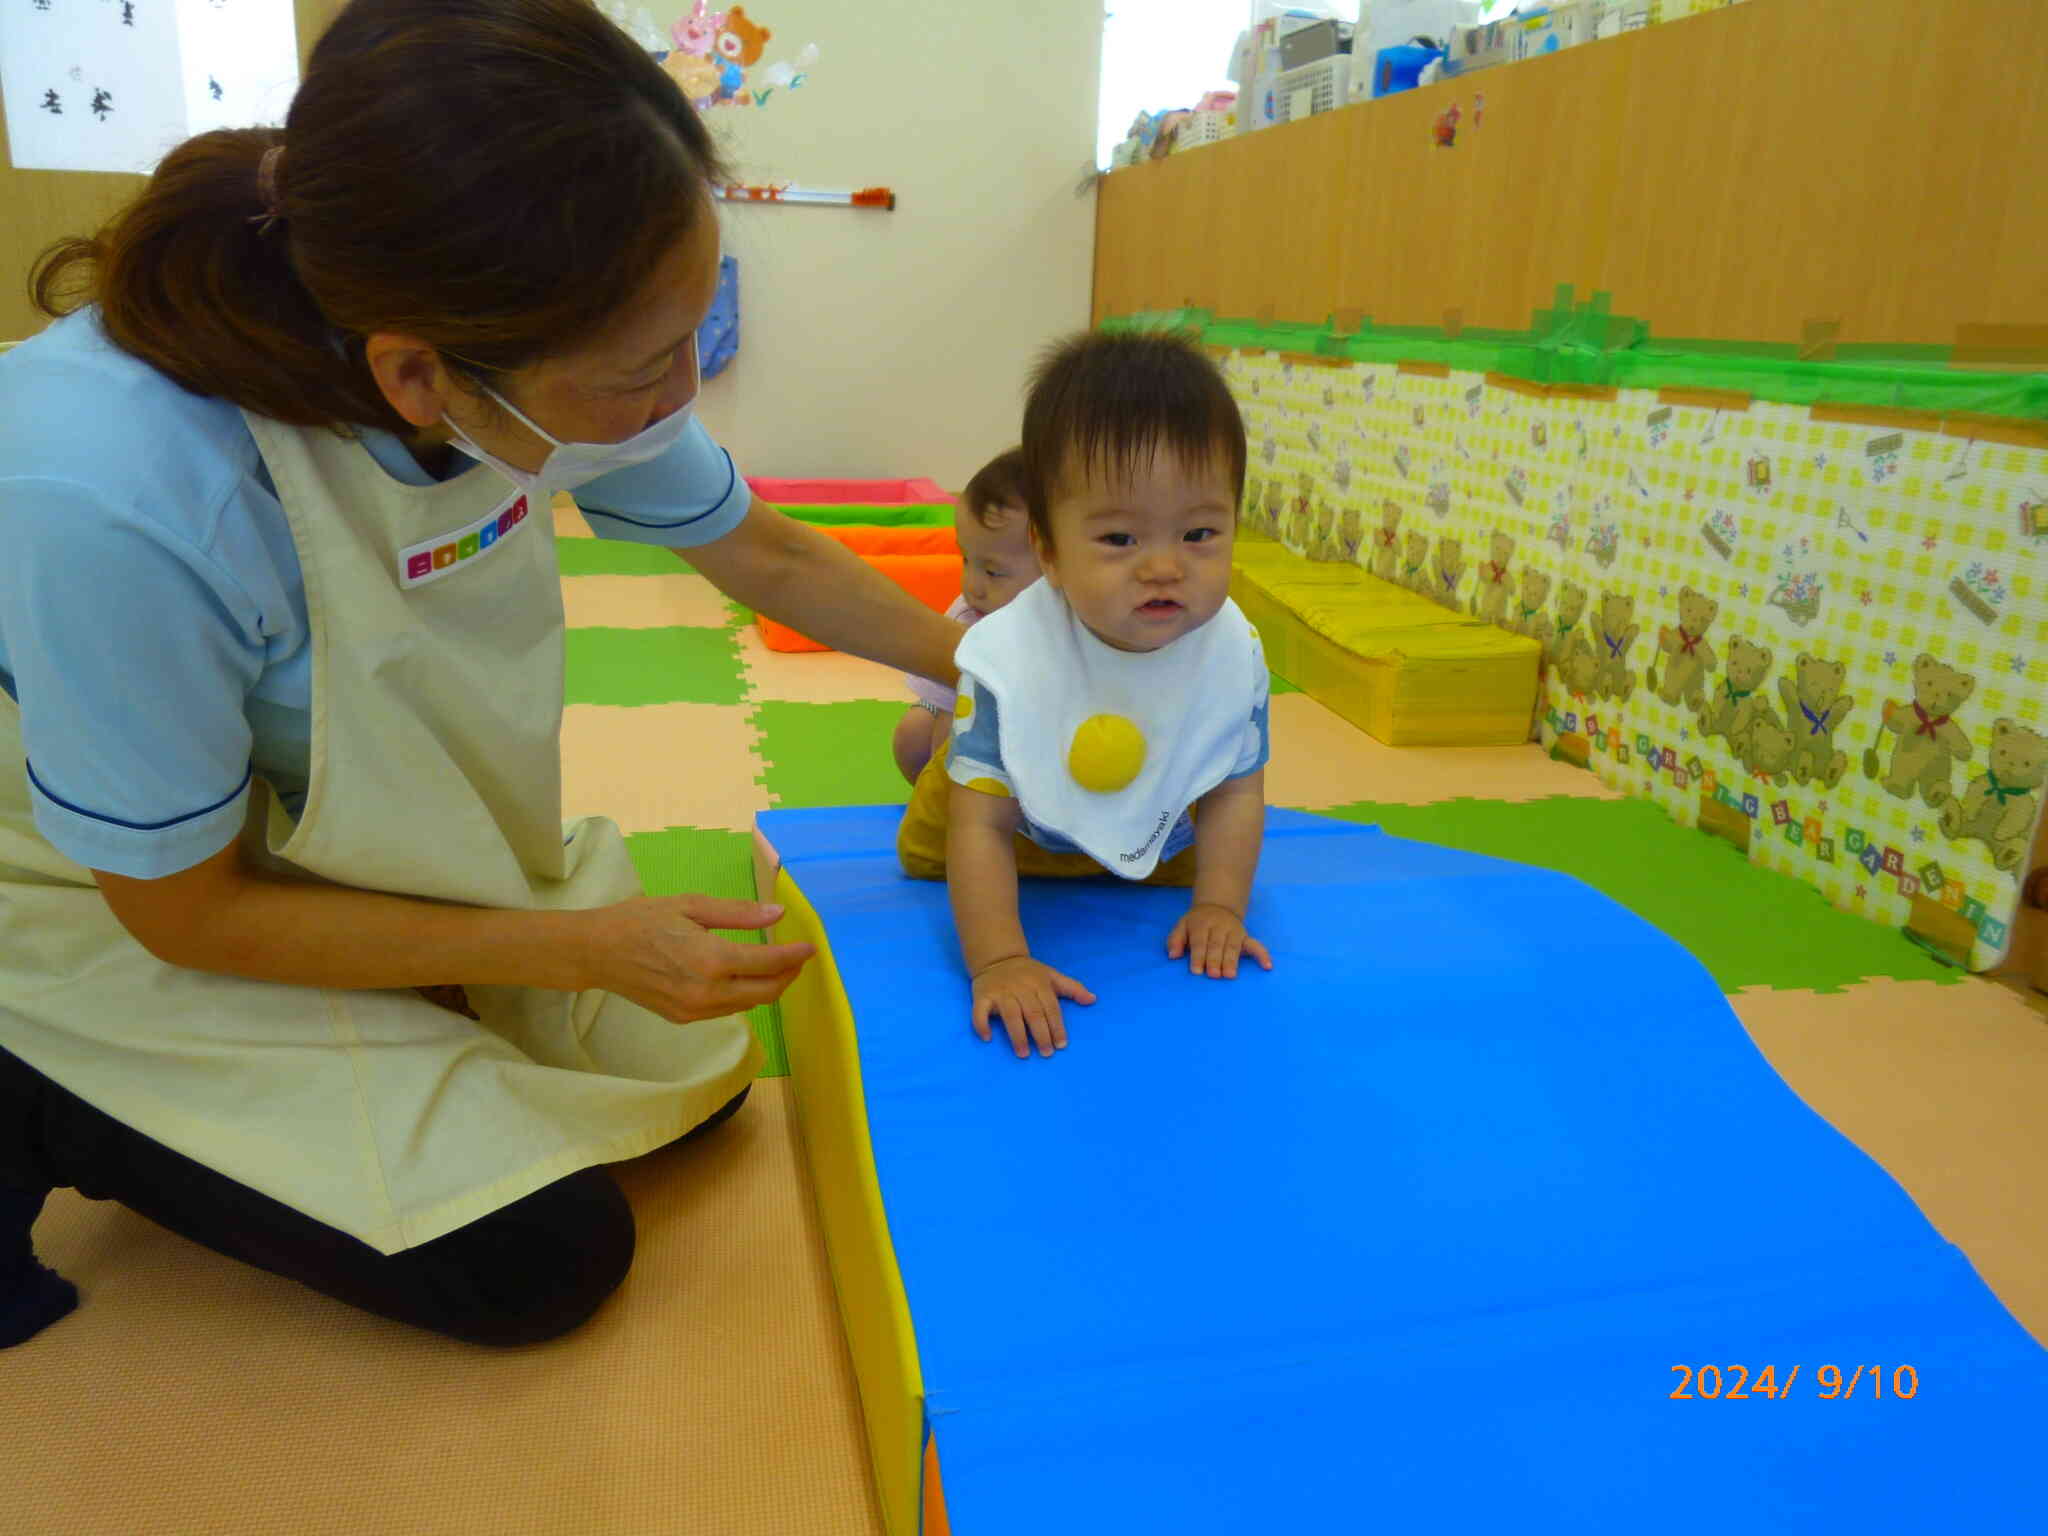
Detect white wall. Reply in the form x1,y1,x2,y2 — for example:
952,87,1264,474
681,0,1102,490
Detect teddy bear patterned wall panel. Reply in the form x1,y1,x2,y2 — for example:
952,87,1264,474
1226,347,2047,973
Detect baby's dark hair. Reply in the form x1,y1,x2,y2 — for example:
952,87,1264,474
959,447,1027,527
1019,330,1246,548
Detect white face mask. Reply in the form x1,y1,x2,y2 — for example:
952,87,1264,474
443,336,699,494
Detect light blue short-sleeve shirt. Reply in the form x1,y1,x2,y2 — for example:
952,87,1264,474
0,310,751,880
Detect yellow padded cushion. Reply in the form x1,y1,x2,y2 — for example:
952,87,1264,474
1231,542,1540,747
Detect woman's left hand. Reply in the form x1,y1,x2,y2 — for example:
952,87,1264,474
1166,902,1272,979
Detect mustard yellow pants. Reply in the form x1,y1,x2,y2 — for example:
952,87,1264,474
896,738,1198,886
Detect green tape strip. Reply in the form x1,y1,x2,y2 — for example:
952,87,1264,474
1108,285,2048,421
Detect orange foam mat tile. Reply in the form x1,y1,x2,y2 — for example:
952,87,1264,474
8,1079,883,1536
553,495,594,539
1729,977,2048,1349
736,623,909,708
560,701,770,835
562,572,739,631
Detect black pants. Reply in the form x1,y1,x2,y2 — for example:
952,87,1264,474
1,1041,747,1346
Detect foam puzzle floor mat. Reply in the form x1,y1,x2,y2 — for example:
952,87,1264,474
9,501,2043,1536
545,502,1970,1076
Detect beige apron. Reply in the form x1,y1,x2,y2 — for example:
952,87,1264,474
0,414,759,1254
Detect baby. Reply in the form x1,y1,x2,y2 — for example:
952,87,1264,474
896,330,1272,1060
893,447,1040,784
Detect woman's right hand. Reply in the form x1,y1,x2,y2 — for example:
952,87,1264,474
588,895,814,1024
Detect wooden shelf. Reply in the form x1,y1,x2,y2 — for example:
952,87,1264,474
1094,0,2048,348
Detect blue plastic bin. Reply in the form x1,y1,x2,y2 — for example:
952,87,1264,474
1372,42,1443,97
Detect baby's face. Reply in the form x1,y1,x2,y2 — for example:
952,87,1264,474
1035,446,1235,653
956,504,1039,614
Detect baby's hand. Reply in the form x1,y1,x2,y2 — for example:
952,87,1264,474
1167,903,1273,979
971,956,1095,1059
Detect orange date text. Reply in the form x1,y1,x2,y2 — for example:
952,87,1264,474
1670,1364,1918,1400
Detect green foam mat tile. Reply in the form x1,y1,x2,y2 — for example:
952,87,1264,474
1313,795,1956,996
564,626,748,708
624,826,788,1077
1268,670,1300,696
557,538,692,577
749,701,918,811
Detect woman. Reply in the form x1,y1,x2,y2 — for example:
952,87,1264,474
0,0,961,1349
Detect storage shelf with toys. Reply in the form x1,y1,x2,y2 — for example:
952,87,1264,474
1105,0,1747,168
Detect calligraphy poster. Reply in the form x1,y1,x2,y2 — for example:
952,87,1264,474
2,0,296,175
174,0,299,140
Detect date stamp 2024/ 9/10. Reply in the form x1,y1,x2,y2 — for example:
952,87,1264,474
1671,1365,1919,1400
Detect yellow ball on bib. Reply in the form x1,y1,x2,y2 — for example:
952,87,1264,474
1067,714,1147,794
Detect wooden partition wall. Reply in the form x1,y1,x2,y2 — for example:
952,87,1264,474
0,0,342,343
1093,0,2048,350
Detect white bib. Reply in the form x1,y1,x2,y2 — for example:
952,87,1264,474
956,579,1261,880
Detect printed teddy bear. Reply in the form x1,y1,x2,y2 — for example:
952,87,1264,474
1241,475,1272,537
1739,707,1796,788
1559,628,1601,699
1863,653,1976,808
1939,718,2048,871
1549,581,1589,668
1262,478,1287,535
1398,530,1430,594
1591,591,1639,703
1296,496,1324,558
1646,586,1720,709
1372,502,1402,583
1307,498,1344,562
1512,567,1553,647
1469,531,1515,628
1776,653,1856,789
691,4,769,103
1297,470,1318,509
1338,504,1365,562
1282,496,1313,551
716,5,771,66
1694,636,1772,748
1432,534,1467,611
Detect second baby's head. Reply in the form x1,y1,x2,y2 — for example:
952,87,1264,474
1020,330,1245,653
955,446,1039,616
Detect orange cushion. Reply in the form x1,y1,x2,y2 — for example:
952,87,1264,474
757,526,963,653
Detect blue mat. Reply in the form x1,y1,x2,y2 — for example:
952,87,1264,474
761,805,2046,1532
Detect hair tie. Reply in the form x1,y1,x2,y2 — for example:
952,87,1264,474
251,144,286,234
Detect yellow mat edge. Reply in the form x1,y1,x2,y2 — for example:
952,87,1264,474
758,836,929,1536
